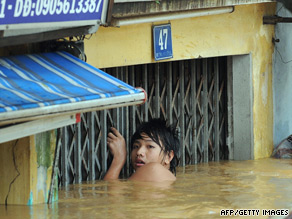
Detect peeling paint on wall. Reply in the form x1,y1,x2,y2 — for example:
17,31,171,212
33,131,56,204
35,132,53,169
27,191,33,205
36,166,48,202
261,71,269,106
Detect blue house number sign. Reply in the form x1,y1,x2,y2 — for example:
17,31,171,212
153,24,173,61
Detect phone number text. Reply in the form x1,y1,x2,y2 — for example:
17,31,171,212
0,0,103,19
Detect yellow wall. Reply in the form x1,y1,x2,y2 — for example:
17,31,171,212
0,138,30,204
0,131,57,205
85,3,276,159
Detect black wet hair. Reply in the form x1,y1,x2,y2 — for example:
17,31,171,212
130,118,180,175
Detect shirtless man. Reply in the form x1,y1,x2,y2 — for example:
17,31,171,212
104,119,180,182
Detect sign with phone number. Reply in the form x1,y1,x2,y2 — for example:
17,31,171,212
0,0,104,27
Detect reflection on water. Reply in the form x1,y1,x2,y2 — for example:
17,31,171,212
1,158,292,219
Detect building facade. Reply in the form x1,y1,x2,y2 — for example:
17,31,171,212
85,1,276,160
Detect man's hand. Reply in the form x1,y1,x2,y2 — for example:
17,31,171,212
107,127,126,162
104,127,126,180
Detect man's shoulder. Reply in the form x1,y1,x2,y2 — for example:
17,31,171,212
129,162,176,182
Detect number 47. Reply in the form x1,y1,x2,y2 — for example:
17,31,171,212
159,28,168,51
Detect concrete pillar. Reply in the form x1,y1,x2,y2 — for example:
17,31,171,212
232,54,254,160
0,130,57,205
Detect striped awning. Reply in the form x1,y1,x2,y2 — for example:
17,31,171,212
0,51,146,126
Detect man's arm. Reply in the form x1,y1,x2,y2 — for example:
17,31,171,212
103,127,126,180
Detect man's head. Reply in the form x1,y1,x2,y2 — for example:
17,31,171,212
130,118,180,174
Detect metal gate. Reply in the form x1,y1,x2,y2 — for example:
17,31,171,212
55,57,229,186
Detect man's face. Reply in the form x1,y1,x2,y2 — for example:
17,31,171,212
131,134,166,171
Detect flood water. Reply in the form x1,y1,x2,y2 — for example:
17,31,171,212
1,158,292,219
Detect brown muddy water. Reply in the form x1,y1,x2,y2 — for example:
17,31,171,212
1,158,292,219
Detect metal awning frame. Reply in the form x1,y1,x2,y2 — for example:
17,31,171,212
0,114,78,144
0,90,146,126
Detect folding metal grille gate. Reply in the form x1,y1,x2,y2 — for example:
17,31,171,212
56,57,229,186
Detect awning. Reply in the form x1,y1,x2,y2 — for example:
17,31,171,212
0,51,146,142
